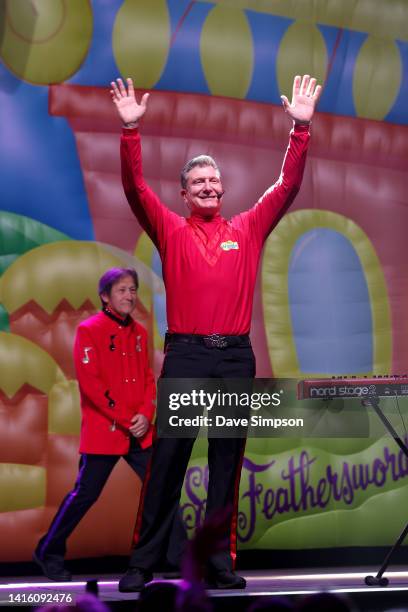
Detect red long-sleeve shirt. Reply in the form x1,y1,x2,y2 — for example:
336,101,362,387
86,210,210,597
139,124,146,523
121,126,310,335
74,310,155,454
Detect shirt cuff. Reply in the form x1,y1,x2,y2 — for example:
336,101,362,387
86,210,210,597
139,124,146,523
293,123,311,133
122,127,140,136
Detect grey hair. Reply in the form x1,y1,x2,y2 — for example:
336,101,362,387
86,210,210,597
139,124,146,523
180,155,220,189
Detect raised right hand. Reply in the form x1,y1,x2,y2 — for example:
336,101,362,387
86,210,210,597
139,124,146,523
110,77,150,126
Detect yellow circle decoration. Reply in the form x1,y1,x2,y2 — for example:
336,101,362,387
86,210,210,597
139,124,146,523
0,0,93,85
353,36,401,120
200,5,253,99
112,0,170,89
0,332,65,398
262,210,391,377
0,241,125,315
277,21,327,101
49,380,81,436
0,464,46,512
7,0,64,43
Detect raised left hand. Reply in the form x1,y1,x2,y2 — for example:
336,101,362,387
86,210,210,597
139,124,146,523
281,75,322,125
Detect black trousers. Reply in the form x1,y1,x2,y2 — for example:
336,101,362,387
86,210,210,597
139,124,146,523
129,341,255,572
36,436,184,566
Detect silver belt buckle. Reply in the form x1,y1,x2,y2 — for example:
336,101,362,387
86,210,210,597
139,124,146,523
203,333,228,349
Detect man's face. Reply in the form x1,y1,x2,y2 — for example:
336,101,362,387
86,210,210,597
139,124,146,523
182,165,223,216
102,275,137,318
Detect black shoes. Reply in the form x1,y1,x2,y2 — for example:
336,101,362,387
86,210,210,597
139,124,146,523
161,569,182,579
118,568,153,592
160,562,181,579
33,552,72,582
206,570,246,589
118,567,245,591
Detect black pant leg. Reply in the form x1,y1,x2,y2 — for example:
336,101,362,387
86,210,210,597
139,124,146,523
206,437,246,571
165,505,188,568
127,342,211,570
124,436,152,480
128,436,194,569
36,454,118,559
205,345,255,571
125,431,188,568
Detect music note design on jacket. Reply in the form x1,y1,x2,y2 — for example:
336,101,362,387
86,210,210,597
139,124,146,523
82,347,92,364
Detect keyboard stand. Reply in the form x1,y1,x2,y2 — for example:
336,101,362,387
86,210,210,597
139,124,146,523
364,395,408,587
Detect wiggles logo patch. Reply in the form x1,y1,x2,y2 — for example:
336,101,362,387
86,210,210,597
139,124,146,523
220,240,239,251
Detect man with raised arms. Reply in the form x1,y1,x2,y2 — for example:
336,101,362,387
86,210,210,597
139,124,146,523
111,75,322,591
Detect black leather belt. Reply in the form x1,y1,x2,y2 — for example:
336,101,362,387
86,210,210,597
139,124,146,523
165,333,251,349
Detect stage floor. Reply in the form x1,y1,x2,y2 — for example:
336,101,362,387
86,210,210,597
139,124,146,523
2,567,408,610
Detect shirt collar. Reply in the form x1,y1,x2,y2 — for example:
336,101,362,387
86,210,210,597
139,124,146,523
102,306,132,327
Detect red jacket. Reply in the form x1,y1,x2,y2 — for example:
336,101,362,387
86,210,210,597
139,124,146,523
74,309,155,454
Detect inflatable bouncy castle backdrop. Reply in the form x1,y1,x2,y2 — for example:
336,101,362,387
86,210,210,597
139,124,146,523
1,0,408,562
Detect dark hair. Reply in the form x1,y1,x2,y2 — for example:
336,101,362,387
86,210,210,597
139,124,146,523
180,155,220,189
98,267,139,304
